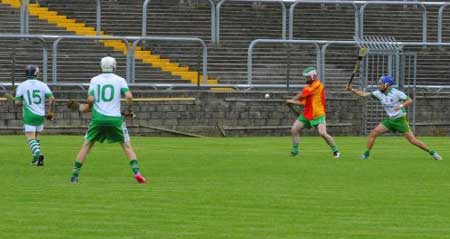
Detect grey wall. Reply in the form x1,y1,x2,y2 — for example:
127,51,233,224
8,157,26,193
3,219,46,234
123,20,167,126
0,91,449,136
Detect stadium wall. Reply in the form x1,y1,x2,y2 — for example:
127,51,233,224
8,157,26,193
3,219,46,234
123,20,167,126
0,92,448,136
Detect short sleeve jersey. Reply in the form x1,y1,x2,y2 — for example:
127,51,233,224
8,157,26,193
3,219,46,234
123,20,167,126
88,73,130,126
371,88,409,119
15,79,53,125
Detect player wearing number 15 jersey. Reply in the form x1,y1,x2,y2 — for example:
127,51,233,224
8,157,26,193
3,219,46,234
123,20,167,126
15,65,55,166
69,56,146,184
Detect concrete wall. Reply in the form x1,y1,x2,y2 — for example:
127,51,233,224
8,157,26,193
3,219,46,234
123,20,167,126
0,91,449,136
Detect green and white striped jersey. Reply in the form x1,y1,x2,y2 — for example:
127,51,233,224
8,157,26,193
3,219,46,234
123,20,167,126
15,78,53,125
88,73,129,126
371,88,409,119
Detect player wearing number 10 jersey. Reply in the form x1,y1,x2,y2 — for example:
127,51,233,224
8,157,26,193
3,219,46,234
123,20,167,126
69,56,146,184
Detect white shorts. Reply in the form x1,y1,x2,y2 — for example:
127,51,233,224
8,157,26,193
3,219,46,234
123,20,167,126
24,124,44,133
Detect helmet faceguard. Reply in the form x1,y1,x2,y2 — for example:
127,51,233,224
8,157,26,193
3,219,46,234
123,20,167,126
303,67,317,84
25,65,39,78
100,56,116,73
378,75,394,92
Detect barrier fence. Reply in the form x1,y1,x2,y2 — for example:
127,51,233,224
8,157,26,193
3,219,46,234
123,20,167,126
13,1,450,45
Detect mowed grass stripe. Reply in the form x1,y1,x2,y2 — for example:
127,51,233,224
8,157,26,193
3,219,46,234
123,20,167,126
0,136,449,239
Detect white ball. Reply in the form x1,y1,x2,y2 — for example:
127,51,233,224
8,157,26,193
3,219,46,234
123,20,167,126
264,93,270,99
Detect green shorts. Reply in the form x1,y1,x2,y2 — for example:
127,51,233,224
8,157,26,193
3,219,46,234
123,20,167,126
298,115,326,129
381,116,411,133
85,122,130,144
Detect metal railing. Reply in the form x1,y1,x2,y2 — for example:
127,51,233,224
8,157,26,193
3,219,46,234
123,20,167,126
358,1,428,42
288,0,361,40
130,36,208,84
19,0,102,35
437,3,450,42
248,39,321,86
20,0,29,34
0,34,209,85
288,1,448,42
216,0,287,44
13,0,450,44
247,38,450,87
142,0,216,43
96,0,101,36
51,35,132,83
0,34,49,82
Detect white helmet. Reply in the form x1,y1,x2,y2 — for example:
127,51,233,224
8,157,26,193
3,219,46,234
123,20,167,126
100,56,116,73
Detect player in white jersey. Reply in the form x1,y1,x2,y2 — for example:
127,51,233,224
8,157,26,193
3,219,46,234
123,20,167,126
69,56,146,184
14,65,55,166
346,75,442,160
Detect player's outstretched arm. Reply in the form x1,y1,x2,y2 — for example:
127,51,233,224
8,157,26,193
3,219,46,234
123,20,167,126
346,84,370,97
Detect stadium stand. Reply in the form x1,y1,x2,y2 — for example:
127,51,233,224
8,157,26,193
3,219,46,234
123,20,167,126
1,0,450,88
0,0,216,85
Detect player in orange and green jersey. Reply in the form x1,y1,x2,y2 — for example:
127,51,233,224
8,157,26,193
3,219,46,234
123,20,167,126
286,67,340,158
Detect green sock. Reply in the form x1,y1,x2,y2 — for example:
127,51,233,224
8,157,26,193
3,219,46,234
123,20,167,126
130,159,141,175
71,161,83,178
429,150,435,156
28,139,41,163
364,150,370,157
292,144,299,153
331,145,338,153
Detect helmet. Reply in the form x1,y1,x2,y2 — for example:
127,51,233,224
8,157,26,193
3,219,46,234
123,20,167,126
379,75,394,86
25,65,39,78
303,67,317,77
100,56,116,73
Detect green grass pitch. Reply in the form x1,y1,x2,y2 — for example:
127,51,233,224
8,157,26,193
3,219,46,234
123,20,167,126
0,135,449,239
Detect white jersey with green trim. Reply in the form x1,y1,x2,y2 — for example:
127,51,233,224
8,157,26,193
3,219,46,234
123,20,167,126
15,79,53,117
88,73,129,117
371,88,409,119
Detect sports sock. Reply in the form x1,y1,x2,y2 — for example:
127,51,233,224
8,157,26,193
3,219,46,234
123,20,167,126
71,161,83,178
130,159,141,175
331,145,339,153
363,149,370,157
292,144,299,153
429,150,435,156
28,139,41,162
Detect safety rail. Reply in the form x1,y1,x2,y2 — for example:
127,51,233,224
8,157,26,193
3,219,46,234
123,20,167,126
0,34,209,85
216,0,287,44
19,0,102,35
247,38,450,87
358,1,429,42
0,82,307,91
248,39,321,87
130,36,208,84
437,3,450,43
51,35,131,83
288,0,361,40
20,0,29,34
4,37,450,89
142,0,216,43
0,34,49,82
288,0,448,43
11,1,450,44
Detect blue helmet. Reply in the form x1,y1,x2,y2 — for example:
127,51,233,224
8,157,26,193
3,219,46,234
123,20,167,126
25,65,39,78
379,75,394,86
